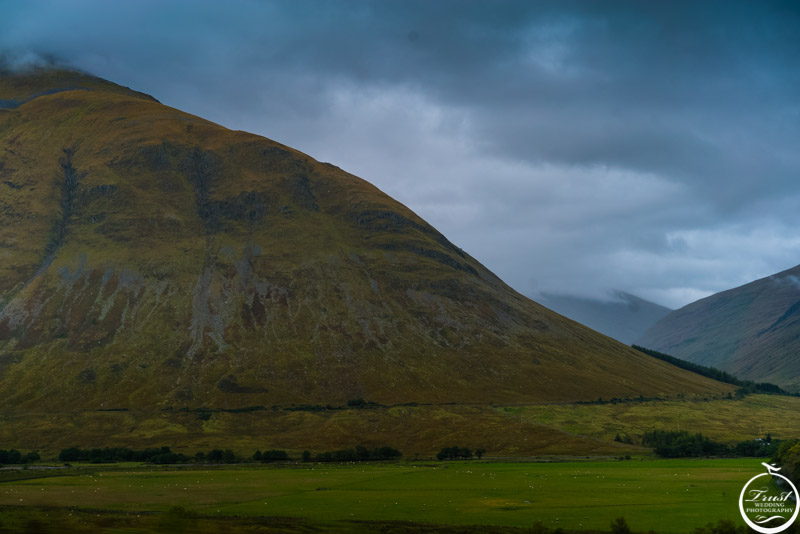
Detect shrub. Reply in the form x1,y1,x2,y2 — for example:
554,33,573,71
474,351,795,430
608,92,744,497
0,449,22,464
610,517,631,534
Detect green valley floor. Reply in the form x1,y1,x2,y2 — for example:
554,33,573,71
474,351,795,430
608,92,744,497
0,458,761,533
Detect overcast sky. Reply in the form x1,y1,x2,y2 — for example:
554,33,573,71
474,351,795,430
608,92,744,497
3,0,799,309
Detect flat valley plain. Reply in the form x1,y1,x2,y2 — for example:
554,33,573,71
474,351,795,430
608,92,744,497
0,458,759,533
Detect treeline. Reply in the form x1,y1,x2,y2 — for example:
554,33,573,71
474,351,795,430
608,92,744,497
302,446,402,463
436,446,486,460
772,439,800,482
0,449,41,465
60,446,221,464
56,445,402,465
252,449,288,462
632,345,794,396
642,430,727,457
643,430,781,458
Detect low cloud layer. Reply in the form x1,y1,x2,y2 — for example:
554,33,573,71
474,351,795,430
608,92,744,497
3,0,799,308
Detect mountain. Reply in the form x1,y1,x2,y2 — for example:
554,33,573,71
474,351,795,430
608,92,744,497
538,291,672,344
637,264,800,390
0,67,729,451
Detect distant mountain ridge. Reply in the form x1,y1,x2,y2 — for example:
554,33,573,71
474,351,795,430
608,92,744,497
637,264,800,390
539,291,672,344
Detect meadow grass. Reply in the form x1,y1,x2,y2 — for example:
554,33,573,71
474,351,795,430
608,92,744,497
0,458,761,533
501,394,800,443
6,394,798,460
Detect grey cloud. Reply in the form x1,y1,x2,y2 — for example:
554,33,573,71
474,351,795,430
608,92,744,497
2,1,800,308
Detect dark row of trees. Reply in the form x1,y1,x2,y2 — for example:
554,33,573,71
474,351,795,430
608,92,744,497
436,446,486,460
642,430,728,457
632,345,794,396
54,445,403,465
0,449,41,465
303,446,402,463
252,449,288,462
57,446,245,464
772,439,800,482
642,430,782,458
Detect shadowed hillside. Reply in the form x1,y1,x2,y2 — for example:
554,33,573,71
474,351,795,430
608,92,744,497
539,291,671,344
0,68,730,450
638,264,800,390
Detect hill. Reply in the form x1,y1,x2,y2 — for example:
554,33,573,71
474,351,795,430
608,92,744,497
538,290,671,344
637,264,800,390
0,67,730,451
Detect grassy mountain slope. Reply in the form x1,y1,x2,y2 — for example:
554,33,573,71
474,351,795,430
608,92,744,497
637,264,800,390
0,68,730,450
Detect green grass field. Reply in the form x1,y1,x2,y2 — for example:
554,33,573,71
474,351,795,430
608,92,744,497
0,458,762,533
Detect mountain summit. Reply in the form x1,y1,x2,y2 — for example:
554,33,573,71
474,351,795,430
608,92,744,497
0,68,727,419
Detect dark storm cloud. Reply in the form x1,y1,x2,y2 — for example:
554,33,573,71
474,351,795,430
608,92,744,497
2,0,799,307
